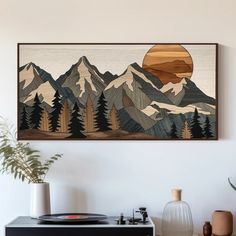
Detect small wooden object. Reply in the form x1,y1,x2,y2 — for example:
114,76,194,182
203,221,212,236
212,210,233,236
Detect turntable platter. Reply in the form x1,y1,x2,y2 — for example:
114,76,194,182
38,213,107,223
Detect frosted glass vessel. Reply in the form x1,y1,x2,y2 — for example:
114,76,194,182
162,189,193,236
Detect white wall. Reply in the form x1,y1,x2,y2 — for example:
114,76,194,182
0,0,236,235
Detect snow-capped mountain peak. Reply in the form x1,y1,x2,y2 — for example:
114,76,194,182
105,63,159,92
160,77,216,107
128,63,160,90
105,67,134,91
161,78,187,96
19,62,40,89
76,58,98,96
57,56,107,102
76,56,104,83
24,81,55,106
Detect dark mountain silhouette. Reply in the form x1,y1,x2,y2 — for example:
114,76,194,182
179,79,215,106
161,78,215,106
143,60,193,84
150,60,193,73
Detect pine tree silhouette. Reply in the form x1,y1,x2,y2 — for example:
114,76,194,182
20,106,29,130
68,102,86,138
30,93,43,129
204,116,213,138
95,92,111,131
58,100,71,133
83,96,96,133
190,108,204,138
49,90,62,132
109,104,120,130
40,108,50,132
170,122,178,138
181,121,191,139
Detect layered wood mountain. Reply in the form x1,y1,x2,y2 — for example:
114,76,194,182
18,56,216,139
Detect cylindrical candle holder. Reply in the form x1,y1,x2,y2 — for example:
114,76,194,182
212,210,233,236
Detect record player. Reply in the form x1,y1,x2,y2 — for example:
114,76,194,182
6,208,155,236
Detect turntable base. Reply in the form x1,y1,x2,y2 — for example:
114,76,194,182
5,216,155,236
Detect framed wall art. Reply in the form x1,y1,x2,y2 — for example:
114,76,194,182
17,43,218,140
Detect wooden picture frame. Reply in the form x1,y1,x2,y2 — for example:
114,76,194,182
17,43,218,140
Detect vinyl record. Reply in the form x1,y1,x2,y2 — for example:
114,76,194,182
38,213,107,223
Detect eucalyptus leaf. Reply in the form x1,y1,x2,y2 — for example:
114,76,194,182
0,117,62,183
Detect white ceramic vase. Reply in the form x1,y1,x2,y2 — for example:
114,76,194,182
30,182,51,218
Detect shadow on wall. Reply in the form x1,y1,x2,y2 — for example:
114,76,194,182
50,184,88,213
47,152,103,213
218,44,233,140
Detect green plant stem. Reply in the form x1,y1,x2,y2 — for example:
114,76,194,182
228,178,236,191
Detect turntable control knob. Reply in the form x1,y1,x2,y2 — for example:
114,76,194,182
117,213,126,225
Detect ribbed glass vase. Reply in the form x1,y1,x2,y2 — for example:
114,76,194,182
162,189,193,236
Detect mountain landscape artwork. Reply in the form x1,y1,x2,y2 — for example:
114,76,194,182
18,43,218,140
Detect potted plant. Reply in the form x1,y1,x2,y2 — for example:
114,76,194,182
0,117,62,218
